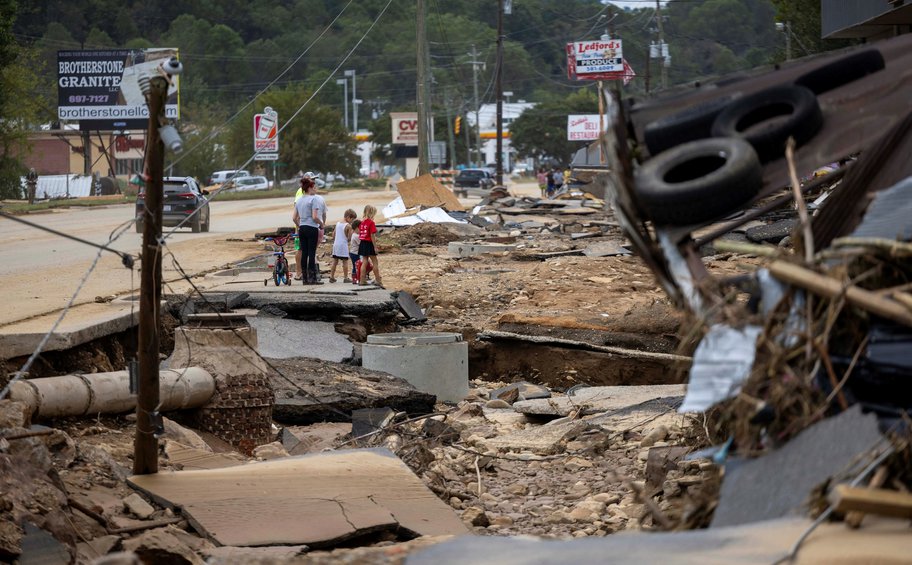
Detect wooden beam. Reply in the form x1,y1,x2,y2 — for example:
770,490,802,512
830,485,912,519
768,260,912,327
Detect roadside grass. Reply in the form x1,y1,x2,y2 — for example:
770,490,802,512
2,179,389,214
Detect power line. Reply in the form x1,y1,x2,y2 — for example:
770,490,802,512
162,0,396,238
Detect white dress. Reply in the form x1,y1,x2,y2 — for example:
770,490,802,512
332,221,349,258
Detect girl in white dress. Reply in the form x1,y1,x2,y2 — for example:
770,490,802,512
329,209,357,283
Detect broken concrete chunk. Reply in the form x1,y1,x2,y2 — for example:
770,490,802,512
19,523,70,565
76,535,120,564
252,441,289,460
282,423,351,456
396,291,427,321
0,521,23,562
485,421,589,455
461,507,490,527
162,418,212,453
247,318,354,363
0,400,30,428
352,407,397,439
123,493,156,520
513,385,685,418
484,399,511,409
490,382,551,403
121,527,205,565
205,545,310,563
640,425,669,448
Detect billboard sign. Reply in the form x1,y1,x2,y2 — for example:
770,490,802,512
566,39,624,80
391,112,419,146
253,107,279,159
567,115,602,141
57,48,180,130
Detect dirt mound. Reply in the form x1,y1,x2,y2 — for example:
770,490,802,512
383,223,462,247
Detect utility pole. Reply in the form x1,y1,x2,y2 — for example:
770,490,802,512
82,130,92,175
416,0,430,175
335,78,349,131
495,0,504,186
785,21,792,61
444,88,457,169
468,44,483,167
655,0,668,90
134,74,168,476
345,70,358,132
644,44,651,96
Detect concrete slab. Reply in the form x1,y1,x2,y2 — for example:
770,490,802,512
490,381,551,402
282,423,351,455
246,317,353,362
447,242,517,257
128,448,468,547
512,385,686,417
484,420,588,455
0,301,151,359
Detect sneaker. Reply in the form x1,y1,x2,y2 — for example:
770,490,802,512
329,277,337,283
343,278,352,283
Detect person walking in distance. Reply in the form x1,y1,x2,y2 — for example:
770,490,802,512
329,209,357,283
292,176,326,284
358,205,383,288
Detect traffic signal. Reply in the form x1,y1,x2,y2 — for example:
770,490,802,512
454,115,461,135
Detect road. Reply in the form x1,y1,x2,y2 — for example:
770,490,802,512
0,188,402,326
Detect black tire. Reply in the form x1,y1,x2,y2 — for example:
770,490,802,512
201,211,210,232
794,49,884,95
634,137,763,226
643,94,739,155
190,212,201,233
711,84,822,163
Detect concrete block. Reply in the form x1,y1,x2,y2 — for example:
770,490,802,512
362,333,468,403
246,318,353,362
447,242,517,257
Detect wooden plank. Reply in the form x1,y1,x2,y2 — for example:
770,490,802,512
128,448,467,547
831,485,912,519
396,174,464,212
768,260,912,327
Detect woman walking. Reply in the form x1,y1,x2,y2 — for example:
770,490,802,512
292,176,326,284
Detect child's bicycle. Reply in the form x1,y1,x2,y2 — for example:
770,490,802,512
262,234,296,286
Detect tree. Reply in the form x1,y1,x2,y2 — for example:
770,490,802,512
225,84,357,178
510,88,597,166
0,0,41,198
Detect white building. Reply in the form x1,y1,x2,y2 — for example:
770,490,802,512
466,102,535,170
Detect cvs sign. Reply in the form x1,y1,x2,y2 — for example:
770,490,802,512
391,112,419,146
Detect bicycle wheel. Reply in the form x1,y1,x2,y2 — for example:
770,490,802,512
281,257,292,285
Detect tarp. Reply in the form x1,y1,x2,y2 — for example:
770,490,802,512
20,175,97,199
387,207,466,227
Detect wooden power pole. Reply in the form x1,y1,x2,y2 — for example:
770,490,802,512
134,75,168,475
416,0,430,175
495,0,505,186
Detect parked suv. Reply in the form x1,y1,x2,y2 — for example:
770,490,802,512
453,168,495,196
135,176,210,233
208,170,249,186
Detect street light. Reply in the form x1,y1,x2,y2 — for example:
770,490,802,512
344,69,357,132
336,78,349,130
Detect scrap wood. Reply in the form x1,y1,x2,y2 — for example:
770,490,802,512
477,329,692,363
711,240,780,257
831,237,912,257
767,260,912,327
830,485,912,519
396,174,464,212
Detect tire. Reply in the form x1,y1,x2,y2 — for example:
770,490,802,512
634,137,763,226
795,49,884,95
201,211,210,232
711,84,822,163
643,94,739,155
190,212,201,233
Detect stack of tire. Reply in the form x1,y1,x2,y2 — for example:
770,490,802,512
634,49,884,227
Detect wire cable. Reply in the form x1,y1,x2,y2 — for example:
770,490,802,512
0,210,136,268
167,0,358,170
162,0,396,238
0,219,136,401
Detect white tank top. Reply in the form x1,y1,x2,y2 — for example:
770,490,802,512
332,221,349,257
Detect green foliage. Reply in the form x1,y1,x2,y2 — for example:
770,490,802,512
225,84,357,177
0,0,41,199
510,88,597,165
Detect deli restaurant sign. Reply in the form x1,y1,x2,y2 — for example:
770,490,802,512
566,39,624,80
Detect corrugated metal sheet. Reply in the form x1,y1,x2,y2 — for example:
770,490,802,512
20,175,97,199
